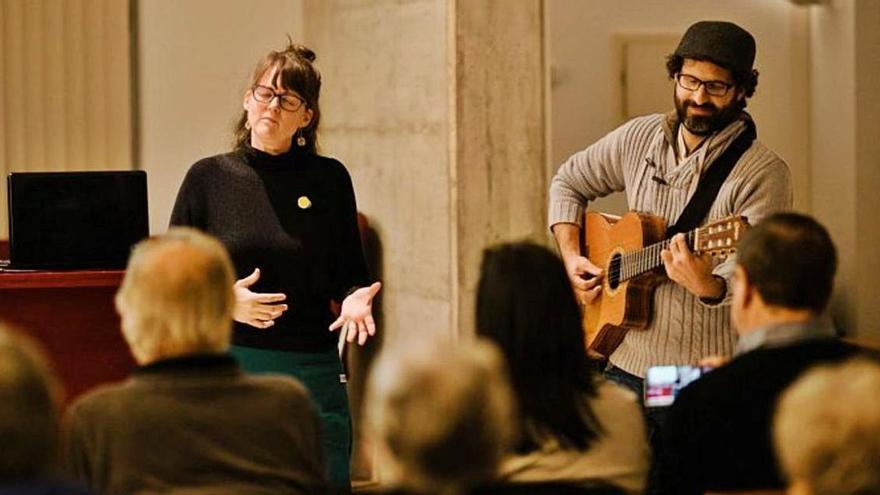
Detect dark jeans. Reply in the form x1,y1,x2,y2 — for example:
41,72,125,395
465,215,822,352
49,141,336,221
604,365,668,495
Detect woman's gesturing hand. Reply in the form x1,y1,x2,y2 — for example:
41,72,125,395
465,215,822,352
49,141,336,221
233,268,288,329
329,282,382,346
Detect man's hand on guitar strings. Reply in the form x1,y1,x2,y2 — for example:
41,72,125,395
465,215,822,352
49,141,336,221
563,254,604,305
661,233,725,299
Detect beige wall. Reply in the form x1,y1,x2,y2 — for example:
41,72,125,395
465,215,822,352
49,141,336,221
136,0,303,234
810,0,880,338
0,0,132,237
810,0,857,333
854,0,880,338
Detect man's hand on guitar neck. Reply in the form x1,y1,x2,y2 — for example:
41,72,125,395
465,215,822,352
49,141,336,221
661,233,726,301
551,223,604,305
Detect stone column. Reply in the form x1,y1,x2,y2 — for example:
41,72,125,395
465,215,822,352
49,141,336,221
303,0,547,345
303,0,546,484
451,0,548,337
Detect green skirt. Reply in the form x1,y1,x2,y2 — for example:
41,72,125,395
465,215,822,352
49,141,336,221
231,345,351,491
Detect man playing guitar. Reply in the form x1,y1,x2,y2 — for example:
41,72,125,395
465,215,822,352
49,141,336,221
549,20,792,448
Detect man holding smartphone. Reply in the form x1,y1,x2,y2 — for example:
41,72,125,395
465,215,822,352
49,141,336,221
655,213,867,494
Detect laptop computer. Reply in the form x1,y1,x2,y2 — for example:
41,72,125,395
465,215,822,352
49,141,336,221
5,171,149,270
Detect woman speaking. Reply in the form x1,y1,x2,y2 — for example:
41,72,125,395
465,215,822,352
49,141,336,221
170,42,380,491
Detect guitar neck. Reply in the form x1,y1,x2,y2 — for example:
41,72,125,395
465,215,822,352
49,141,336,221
602,215,746,286
615,230,698,283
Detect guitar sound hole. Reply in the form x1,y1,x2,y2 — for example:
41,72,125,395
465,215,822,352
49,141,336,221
608,253,622,290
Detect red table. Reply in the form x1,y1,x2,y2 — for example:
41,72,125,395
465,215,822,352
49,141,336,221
0,267,136,404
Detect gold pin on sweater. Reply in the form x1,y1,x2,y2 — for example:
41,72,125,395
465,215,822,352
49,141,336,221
297,196,312,209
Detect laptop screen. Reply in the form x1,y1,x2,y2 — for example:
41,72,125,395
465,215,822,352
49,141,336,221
6,171,149,270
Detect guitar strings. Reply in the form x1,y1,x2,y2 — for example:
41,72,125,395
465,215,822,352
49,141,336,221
606,231,696,280
604,231,696,282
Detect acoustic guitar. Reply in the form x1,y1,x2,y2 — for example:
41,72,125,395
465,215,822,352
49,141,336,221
582,211,749,357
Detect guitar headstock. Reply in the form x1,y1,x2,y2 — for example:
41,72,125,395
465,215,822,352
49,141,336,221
694,216,749,260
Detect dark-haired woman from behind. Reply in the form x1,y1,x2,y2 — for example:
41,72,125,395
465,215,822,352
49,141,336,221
476,242,649,494
170,42,381,491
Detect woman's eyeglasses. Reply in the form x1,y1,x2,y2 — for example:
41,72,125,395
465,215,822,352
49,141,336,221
252,85,305,112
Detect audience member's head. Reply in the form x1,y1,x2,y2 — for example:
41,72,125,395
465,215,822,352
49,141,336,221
0,323,60,481
774,357,880,495
365,337,514,494
115,227,235,365
732,212,836,333
476,241,601,453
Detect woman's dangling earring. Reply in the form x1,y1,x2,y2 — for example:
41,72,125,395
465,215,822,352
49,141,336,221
295,128,307,147
245,120,251,130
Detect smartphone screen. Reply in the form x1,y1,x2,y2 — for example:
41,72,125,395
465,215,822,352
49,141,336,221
644,365,711,407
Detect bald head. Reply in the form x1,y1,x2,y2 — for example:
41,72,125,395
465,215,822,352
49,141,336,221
116,228,235,364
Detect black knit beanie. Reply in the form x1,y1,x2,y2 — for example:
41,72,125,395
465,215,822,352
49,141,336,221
674,21,756,73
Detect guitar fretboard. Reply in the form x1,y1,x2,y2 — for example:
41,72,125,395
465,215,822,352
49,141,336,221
607,230,697,285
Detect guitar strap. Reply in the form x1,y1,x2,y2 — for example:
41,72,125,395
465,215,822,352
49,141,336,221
665,119,757,238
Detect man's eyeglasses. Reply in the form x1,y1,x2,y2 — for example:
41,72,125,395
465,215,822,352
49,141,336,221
675,73,734,97
251,85,305,112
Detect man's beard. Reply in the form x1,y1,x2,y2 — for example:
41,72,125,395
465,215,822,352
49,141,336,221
674,93,742,136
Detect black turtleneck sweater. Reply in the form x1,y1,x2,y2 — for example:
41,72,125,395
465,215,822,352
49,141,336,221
170,146,370,352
